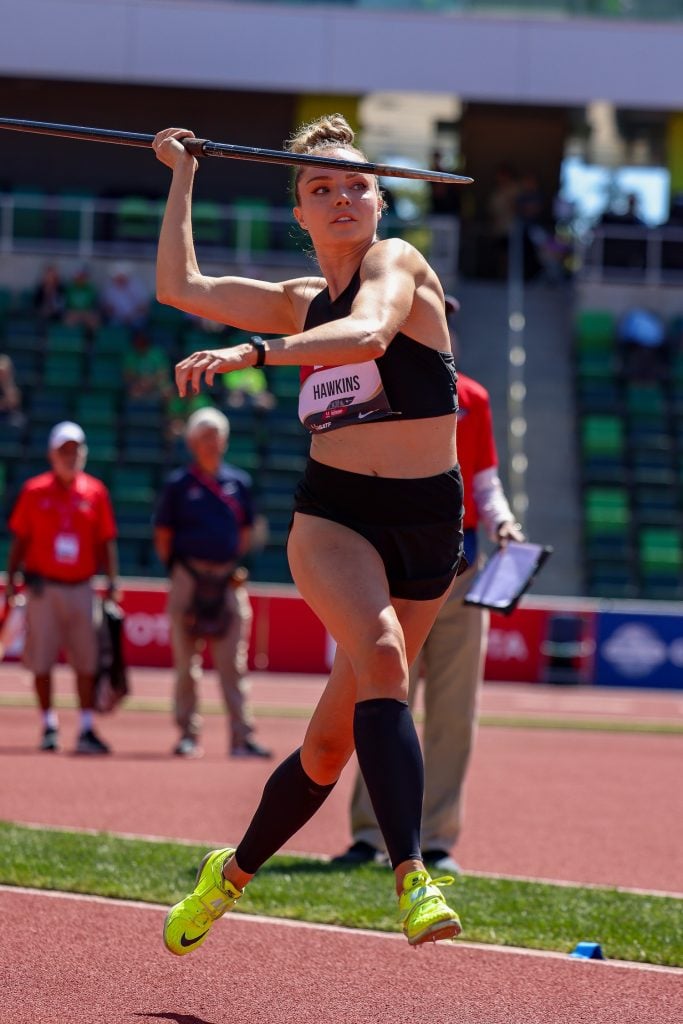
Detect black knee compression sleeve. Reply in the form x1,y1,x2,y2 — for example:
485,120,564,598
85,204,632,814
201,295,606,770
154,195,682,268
353,698,423,869
235,748,335,875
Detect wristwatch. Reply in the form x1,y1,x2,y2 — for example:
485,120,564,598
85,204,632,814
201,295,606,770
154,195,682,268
249,335,267,367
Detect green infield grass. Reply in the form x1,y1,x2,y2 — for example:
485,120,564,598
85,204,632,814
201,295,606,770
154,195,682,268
1,821,681,967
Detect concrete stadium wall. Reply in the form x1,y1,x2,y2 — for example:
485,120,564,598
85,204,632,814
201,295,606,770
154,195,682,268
1,2,682,109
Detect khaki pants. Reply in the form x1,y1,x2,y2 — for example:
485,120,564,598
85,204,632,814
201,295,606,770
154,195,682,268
23,580,97,677
351,562,488,853
168,563,254,749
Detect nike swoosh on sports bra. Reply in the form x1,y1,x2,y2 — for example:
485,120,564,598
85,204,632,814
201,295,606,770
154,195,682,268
299,269,458,434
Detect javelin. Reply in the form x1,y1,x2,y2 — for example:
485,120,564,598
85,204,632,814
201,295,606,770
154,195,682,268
0,116,473,185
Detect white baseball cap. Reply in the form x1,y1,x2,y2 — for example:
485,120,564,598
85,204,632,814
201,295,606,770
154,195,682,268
48,421,86,450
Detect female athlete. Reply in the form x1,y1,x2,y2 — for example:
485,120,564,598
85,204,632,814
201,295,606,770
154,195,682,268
153,114,465,953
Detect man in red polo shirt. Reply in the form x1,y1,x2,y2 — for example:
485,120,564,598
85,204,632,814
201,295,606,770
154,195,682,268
335,296,524,872
6,421,119,754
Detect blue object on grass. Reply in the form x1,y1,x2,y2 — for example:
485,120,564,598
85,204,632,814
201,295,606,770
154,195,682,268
570,942,605,960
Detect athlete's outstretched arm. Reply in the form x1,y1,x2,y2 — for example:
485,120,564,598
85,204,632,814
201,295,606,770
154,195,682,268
174,239,431,396
154,127,300,335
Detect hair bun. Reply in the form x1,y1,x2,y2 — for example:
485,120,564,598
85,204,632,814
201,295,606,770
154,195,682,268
287,114,355,155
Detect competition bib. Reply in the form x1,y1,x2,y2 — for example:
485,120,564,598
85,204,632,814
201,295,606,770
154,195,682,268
54,532,80,565
298,361,394,434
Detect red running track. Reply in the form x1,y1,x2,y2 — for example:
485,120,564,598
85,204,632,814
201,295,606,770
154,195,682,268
1,670,682,893
3,888,682,1024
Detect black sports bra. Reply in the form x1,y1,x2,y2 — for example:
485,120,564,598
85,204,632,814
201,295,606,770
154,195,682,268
298,270,457,434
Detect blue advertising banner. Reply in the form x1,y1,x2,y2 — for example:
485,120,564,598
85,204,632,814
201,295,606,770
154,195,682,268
595,611,683,689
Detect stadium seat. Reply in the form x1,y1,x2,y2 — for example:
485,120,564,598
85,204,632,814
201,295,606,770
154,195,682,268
46,323,87,354
579,414,625,482
11,186,46,240
575,310,616,353
8,349,41,387
87,354,124,390
83,425,118,462
583,486,630,538
232,197,271,252
638,527,683,597
74,392,119,428
56,189,95,242
0,420,25,459
110,465,157,505
193,200,223,244
94,324,131,354
632,484,680,527
115,196,160,241
43,352,84,389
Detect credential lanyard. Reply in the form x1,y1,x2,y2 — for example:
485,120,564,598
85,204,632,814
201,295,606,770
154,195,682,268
188,466,246,527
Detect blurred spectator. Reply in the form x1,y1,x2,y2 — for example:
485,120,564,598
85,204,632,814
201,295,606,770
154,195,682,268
599,193,647,271
153,407,271,760
616,307,668,379
516,171,545,281
333,295,524,872
64,265,101,335
222,366,275,411
0,354,24,429
33,263,66,323
101,261,149,329
5,421,118,755
488,164,520,278
428,149,460,218
123,330,172,401
166,392,215,440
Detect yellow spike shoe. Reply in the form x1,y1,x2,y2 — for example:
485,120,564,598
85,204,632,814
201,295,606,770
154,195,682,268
398,869,462,947
163,847,242,956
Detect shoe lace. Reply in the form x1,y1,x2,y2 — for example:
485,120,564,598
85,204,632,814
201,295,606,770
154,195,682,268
429,875,455,889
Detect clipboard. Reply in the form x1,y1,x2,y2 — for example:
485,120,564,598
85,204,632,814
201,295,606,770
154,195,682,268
463,542,553,616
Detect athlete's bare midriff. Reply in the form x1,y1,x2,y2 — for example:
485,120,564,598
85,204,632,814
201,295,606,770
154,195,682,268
309,413,457,478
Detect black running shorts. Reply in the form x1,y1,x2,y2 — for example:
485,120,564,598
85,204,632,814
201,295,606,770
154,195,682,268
290,458,465,601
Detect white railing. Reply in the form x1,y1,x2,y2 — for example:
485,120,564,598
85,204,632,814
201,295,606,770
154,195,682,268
0,193,459,285
576,223,683,285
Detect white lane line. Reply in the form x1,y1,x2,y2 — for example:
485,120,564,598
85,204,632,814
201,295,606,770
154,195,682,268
2,884,682,977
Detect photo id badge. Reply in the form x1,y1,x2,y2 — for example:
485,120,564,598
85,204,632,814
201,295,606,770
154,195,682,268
54,532,80,565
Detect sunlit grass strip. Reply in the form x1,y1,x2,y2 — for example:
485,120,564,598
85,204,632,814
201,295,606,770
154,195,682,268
0,821,680,967
1,693,681,734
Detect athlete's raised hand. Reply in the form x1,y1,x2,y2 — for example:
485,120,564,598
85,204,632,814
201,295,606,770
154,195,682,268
153,127,198,172
175,345,252,396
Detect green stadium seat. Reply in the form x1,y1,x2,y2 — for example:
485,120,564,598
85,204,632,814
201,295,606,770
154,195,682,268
88,354,124,390
43,352,84,389
46,323,87,354
232,197,271,252
193,200,223,244
586,562,639,600
110,465,157,504
0,420,25,459
632,484,680,527
57,190,95,242
580,414,625,482
624,382,667,422
638,527,683,597
583,486,630,538
115,196,161,241
84,425,118,462
74,392,119,428
94,324,131,354
12,186,46,240
575,310,616,353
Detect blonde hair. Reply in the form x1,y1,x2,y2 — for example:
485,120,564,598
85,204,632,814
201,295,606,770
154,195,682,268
286,113,379,204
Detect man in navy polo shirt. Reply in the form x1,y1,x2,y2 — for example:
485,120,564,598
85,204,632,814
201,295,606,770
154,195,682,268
153,407,271,759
